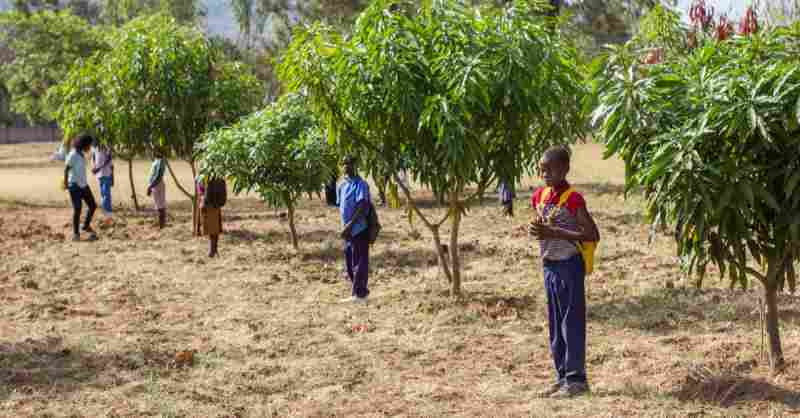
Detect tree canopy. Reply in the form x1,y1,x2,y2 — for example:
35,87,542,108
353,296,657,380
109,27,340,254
280,0,587,295
197,94,332,249
591,5,800,370
52,13,262,211
0,9,106,123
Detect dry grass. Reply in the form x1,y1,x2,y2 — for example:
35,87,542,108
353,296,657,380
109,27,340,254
1,142,799,417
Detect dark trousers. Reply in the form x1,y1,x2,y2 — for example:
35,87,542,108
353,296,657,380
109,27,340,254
544,255,587,385
345,231,370,298
68,184,97,235
325,177,337,206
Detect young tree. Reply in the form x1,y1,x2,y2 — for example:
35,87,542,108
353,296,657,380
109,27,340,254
53,14,262,214
0,9,106,123
108,14,261,225
280,0,587,296
197,94,331,250
592,6,800,371
52,53,149,210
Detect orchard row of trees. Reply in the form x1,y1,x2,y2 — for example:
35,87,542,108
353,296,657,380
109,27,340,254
1,0,719,127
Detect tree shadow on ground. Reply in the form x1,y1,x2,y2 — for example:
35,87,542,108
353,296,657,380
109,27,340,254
225,228,274,244
597,248,646,263
461,292,539,317
411,290,539,319
670,371,800,409
223,212,283,222
587,287,788,334
0,337,184,401
372,246,439,269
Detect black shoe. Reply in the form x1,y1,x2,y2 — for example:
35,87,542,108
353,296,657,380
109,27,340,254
537,382,563,398
551,382,590,398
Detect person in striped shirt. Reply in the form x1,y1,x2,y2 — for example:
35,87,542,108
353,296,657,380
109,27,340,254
529,146,600,398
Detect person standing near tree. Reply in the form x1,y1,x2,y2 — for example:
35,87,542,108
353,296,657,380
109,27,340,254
499,179,515,217
91,139,114,223
529,146,600,399
196,174,227,258
63,135,98,242
337,155,372,304
146,151,167,229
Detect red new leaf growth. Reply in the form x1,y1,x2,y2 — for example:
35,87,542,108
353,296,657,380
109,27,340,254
716,14,734,41
689,0,715,31
738,6,759,35
644,48,664,65
688,30,698,49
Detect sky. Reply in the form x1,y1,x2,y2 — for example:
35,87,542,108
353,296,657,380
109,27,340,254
676,0,750,18
0,0,758,38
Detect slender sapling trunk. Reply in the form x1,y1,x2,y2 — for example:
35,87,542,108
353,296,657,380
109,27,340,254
763,259,785,371
287,199,299,250
430,226,453,283
127,158,140,211
448,190,463,297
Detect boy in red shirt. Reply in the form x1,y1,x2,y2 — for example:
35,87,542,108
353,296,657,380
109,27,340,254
529,146,600,398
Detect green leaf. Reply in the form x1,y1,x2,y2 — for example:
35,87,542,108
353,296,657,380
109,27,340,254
786,171,800,197
753,184,781,211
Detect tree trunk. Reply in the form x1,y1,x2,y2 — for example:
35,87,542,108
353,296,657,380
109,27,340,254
763,278,785,371
127,158,140,211
430,226,453,283
165,160,195,200
190,161,199,236
287,200,299,250
164,160,196,233
448,190,462,297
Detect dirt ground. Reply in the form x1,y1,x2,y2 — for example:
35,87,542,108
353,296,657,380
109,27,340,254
1,143,799,417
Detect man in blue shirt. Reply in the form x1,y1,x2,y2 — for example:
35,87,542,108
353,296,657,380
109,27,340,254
337,155,372,303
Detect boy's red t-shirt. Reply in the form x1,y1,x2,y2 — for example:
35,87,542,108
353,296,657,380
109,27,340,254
532,183,587,261
531,184,586,216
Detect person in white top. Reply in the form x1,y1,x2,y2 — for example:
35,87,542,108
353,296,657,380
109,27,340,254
63,135,98,242
91,139,114,221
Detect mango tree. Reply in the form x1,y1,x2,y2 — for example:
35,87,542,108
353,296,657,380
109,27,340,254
197,94,331,250
592,6,800,371
0,9,106,123
78,15,260,220
279,0,587,296
52,52,150,210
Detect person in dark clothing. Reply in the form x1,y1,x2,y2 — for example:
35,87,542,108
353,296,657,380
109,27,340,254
325,174,338,206
529,146,600,399
196,175,227,258
337,156,372,304
63,135,98,242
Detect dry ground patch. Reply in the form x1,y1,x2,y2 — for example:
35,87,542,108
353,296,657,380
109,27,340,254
1,143,799,417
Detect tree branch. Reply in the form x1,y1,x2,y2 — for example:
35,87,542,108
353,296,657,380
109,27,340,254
393,172,434,230
165,159,195,201
728,257,767,282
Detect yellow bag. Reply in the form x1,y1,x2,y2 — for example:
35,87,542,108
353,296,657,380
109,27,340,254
536,187,598,275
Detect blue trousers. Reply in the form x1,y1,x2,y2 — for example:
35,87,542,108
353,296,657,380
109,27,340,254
345,231,370,298
544,255,587,385
99,176,113,213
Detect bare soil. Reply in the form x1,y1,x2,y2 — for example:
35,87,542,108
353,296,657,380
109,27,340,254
1,143,798,417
